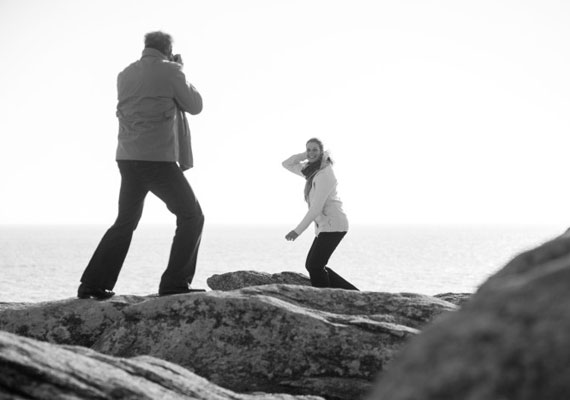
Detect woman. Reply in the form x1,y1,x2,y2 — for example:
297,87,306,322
282,138,358,290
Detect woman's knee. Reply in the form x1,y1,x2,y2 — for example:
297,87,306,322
305,258,324,273
195,211,205,228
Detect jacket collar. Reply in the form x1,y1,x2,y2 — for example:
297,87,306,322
141,47,168,60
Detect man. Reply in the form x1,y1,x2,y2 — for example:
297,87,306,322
78,31,204,299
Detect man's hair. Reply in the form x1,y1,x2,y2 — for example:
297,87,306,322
144,31,173,56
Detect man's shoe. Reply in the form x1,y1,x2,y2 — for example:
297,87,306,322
158,288,206,297
77,284,115,300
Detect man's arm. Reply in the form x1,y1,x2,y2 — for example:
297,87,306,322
171,65,203,115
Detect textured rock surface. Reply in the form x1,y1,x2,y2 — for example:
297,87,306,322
370,236,570,400
0,284,456,400
0,330,323,400
207,271,312,291
0,295,147,347
237,285,453,329
91,285,455,399
432,292,471,306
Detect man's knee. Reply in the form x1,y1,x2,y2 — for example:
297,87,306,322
112,212,143,232
178,207,204,228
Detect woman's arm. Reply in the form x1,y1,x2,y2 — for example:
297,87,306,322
292,167,336,235
282,152,307,177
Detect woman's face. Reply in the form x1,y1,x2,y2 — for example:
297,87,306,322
306,142,322,163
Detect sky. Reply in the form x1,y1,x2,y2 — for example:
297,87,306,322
1,0,569,227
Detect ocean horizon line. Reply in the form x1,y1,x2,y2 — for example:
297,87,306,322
1,222,564,229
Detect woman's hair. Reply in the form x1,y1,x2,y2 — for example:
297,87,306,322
144,31,173,56
306,137,324,152
302,138,333,201
306,137,333,165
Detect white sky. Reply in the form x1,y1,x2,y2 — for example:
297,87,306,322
1,0,569,226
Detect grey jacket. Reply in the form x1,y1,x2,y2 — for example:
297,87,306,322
115,48,202,170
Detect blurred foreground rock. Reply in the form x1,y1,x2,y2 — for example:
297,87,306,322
0,282,456,400
0,330,323,400
370,236,570,399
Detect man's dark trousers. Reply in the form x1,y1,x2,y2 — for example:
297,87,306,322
80,160,204,294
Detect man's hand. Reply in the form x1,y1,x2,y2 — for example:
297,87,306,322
172,54,184,65
285,230,299,241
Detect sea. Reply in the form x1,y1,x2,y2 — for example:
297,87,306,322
0,224,562,303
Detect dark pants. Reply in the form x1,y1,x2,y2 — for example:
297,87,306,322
305,231,358,290
80,161,204,293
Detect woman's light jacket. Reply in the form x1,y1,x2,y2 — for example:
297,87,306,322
282,153,349,235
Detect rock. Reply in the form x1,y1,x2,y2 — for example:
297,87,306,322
369,236,570,400
207,271,312,291
0,330,323,400
0,284,456,400
91,286,414,399
238,285,454,329
433,292,471,306
0,295,147,347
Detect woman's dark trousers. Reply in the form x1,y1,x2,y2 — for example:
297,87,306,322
80,161,204,293
305,231,358,290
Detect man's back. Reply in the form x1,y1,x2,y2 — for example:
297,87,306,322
115,48,202,162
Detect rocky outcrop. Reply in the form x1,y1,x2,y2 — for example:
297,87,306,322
0,284,456,400
207,271,312,291
0,295,148,347
207,271,472,307
0,330,323,400
93,285,455,399
432,292,471,306
370,235,570,399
